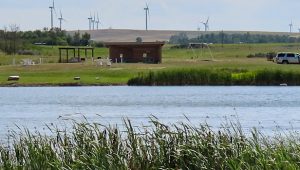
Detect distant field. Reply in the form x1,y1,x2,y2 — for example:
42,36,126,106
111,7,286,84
69,29,300,42
1,43,300,86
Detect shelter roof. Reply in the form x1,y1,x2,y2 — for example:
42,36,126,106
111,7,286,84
104,42,165,47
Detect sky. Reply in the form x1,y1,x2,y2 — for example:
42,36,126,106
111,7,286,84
0,0,300,32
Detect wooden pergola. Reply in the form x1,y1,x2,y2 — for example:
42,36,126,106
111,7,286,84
59,47,94,63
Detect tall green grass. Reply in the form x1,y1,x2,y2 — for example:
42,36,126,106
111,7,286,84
128,68,300,86
1,118,300,169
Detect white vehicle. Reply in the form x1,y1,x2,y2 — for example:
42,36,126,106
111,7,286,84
274,52,300,64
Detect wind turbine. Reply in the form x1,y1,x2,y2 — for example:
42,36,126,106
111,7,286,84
92,13,96,30
58,10,66,30
88,13,93,30
49,0,56,30
96,13,100,30
144,3,150,31
289,21,293,33
201,17,209,32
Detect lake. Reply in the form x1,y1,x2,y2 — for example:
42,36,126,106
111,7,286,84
0,86,299,137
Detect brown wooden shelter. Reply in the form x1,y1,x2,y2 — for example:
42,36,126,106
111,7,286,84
59,47,94,63
104,42,165,64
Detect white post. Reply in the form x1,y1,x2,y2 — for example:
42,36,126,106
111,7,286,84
120,54,123,63
12,58,15,65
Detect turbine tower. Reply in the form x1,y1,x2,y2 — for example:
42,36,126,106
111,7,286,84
88,13,93,30
289,21,293,33
58,10,65,31
49,0,55,30
201,17,209,32
92,13,96,30
144,3,150,31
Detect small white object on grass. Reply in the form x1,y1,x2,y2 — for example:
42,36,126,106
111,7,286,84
8,76,20,81
74,77,81,80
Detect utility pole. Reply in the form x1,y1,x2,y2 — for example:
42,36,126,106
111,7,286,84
221,30,224,48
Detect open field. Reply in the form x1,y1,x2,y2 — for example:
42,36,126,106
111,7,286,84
1,43,300,86
70,29,300,42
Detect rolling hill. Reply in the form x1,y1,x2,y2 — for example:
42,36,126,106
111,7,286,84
69,29,300,42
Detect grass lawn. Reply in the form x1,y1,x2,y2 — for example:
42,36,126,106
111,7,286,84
1,43,300,86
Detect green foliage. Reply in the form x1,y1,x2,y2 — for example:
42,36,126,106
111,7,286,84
128,69,300,86
1,118,300,169
81,32,91,46
0,25,21,54
169,32,189,46
128,69,233,85
91,41,104,48
170,32,300,45
67,31,91,46
0,28,92,55
20,28,69,46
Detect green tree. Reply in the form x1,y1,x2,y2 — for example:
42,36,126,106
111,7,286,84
72,31,81,46
81,32,90,46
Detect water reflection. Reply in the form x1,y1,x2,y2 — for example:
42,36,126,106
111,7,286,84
0,86,299,137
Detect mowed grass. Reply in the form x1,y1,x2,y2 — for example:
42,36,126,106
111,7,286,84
0,63,169,85
1,43,300,85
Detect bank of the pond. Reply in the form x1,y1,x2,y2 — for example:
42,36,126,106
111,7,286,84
128,68,300,86
0,82,127,87
0,119,300,169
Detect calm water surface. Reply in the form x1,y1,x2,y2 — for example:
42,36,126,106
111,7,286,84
0,86,299,137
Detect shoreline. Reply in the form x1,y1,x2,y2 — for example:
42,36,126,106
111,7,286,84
0,83,292,87
0,82,128,87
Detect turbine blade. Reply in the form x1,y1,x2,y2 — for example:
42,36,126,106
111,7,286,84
146,3,150,18
52,0,57,17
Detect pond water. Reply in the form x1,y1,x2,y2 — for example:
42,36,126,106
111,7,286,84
0,86,299,137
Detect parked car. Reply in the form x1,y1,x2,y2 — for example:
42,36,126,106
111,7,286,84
274,52,300,64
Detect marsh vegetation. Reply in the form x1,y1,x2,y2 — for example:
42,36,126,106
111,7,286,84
0,118,300,169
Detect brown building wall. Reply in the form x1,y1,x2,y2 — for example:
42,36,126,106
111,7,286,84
106,43,164,64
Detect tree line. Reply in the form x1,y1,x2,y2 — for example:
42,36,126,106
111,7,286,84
169,32,300,46
0,26,91,54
